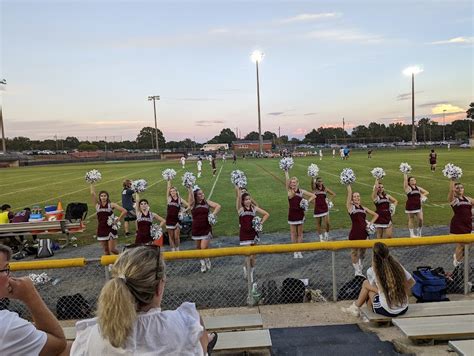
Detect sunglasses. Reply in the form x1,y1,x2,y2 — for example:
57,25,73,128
0,267,10,277
123,244,161,280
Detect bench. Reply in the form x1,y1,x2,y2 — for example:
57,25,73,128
392,315,474,344
203,314,263,332
214,329,272,352
449,340,474,356
0,220,85,248
360,300,474,325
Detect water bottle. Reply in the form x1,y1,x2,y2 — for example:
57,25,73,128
52,278,61,286
251,283,261,304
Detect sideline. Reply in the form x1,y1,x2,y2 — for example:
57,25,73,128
208,165,224,200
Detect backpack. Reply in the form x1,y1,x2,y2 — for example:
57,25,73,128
337,275,366,301
37,239,54,258
56,293,91,320
412,266,449,303
279,278,306,304
261,280,280,305
65,203,88,221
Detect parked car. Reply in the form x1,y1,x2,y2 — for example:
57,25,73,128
459,143,471,148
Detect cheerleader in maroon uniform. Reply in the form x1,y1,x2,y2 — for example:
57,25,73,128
346,184,378,276
403,174,429,237
284,171,316,258
311,177,336,241
371,179,398,238
429,149,437,172
134,193,166,245
448,180,473,266
235,187,269,282
90,184,126,255
166,180,189,251
188,186,221,272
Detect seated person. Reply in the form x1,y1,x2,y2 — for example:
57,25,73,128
71,245,218,355
342,242,415,317
0,205,13,224
11,208,37,244
0,244,66,355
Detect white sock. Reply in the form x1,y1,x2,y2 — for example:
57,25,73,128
319,234,324,241
176,247,180,251
324,232,329,240
200,259,205,266
409,228,415,237
417,227,422,237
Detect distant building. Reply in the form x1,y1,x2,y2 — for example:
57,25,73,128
232,140,272,152
202,143,229,152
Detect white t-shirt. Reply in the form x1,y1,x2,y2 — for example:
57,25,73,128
367,266,413,314
71,302,204,356
197,161,202,171
0,310,47,356
181,157,186,164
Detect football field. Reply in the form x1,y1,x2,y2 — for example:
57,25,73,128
0,148,472,244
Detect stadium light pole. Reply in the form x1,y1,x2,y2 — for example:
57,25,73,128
251,50,264,155
0,79,6,154
442,109,447,142
402,66,423,147
148,95,160,157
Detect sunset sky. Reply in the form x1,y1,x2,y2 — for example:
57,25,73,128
1,0,472,142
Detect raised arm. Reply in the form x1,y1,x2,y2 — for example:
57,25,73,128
346,185,353,213
255,206,270,224
134,192,141,215
188,187,195,208
235,186,241,213
371,179,379,201
90,184,97,205
166,180,171,201
284,170,290,190
403,173,409,192
448,180,455,203
207,200,221,216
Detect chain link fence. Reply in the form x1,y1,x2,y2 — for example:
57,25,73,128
3,241,472,321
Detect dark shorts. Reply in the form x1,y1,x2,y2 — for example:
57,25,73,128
372,295,408,317
124,210,137,222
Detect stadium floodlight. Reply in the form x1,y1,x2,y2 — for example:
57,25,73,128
251,50,264,155
402,66,423,147
147,95,160,156
0,79,7,153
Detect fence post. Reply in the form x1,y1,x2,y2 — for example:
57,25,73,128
464,245,470,295
332,251,337,301
104,265,110,280
245,256,253,305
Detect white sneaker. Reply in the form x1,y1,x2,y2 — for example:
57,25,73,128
243,266,247,279
409,229,415,238
341,302,360,317
324,232,329,241
298,252,303,258
319,234,324,242
200,261,206,273
294,252,299,259
205,258,211,271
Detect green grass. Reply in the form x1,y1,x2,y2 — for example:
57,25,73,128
0,148,472,244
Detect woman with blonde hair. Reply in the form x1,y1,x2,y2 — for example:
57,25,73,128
166,180,189,251
342,242,415,317
403,174,429,237
284,171,315,258
371,179,398,238
71,246,217,355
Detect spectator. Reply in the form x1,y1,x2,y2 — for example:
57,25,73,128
0,204,13,224
11,208,37,244
70,246,217,355
0,244,67,355
121,180,136,236
342,242,415,317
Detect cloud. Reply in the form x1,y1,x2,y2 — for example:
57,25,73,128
304,112,317,116
279,13,341,24
396,91,423,101
431,104,464,115
293,128,307,135
306,29,384,44
267,112,285,116
418,101,449,108
429,37,473,45
195,120,225,127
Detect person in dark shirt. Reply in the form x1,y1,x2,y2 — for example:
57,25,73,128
122,180,136,236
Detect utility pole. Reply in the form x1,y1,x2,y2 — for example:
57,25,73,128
0,79,7,153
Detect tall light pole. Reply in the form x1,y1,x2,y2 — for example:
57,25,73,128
0,79,6,154
403,66,423,147
442,109,447,142
251,50,264,155
147,95,160,156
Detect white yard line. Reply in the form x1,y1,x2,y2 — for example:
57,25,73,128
0,171,79,188
207,165,224,200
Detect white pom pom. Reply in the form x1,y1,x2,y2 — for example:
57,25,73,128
399,162,412,174
131,179,148,193
389,204,396,216
85,169,102,184
182,172,197,188
208,213,217,226
442,163,463,180
107,215,121,231
366,221,376,235
279,157,294,171
421,195,428,204
340,168,356,185
327,200,334,209
150,224,163,240
371,167,386,180
29,273,51,285
307,164,319,178
252,216,263,233
299,198,309,211
162,169,177,181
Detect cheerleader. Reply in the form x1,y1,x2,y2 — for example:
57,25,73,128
371,179,398,238
448,180,473,266
134,193,166,245
166,180,189,251
90,185,126,255
403,174,429,237
235,186,269,282
188,186,221,272
284,171,316,258
346,184,378,276
429,149,437,172
311,177,336,241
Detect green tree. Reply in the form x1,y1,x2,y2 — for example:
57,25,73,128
304,129,320,143
208,128,237,145
78,143,98,151
64,136,80,150
263,131,277,141
467,102,474,119
244,131,260,140
8,136,31,151
136,127,166,149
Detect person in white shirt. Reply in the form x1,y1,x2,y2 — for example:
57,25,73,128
319,149,323,161
342,242,415,317
180,156,186,169
71,245,216,356
0,244,66,356
197,158,203,178
332,148,335,158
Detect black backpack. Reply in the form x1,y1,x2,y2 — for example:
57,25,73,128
279,278,306,304
36,239,54,259
56,293,91,320
261,280,280,305
65,203,88,221
337,275,366,301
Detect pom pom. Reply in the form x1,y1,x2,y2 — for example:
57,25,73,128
366,221,376,235
300,198,309,211
442,163,463,180
389,204,396,216
85,169,102,184
131,179,148,193
208,213,217,226
371,167,386,180
307,164,319,178
252,216,263,233
340,168,356,185
29,273,51,285
327,200,334,209
399,162,412,174
182,172,196,188
150,224,163,240
178,210,185,221
162,168,177,181
230,170,245,184
107,215,121,231
421,195,428,204
279,157,294,171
